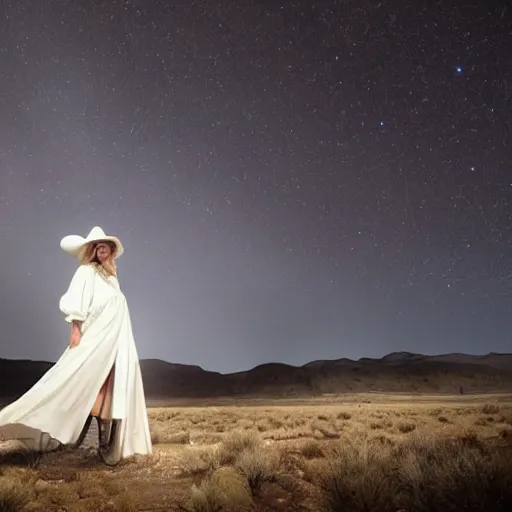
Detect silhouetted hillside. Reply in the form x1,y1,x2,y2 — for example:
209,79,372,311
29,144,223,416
1,352,512,402
0,358,53,401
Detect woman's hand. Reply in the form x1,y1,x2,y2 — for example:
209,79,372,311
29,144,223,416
69,322,82,348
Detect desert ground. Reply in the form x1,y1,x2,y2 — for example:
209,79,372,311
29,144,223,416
1,393,512,511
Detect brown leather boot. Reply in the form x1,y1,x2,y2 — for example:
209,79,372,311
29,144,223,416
98,419,111,450
98,419,121,467
73,414,93,449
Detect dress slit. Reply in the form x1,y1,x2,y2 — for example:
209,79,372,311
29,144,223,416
91,365,115,420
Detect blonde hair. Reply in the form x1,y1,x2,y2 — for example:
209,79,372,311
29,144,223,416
79,241,118,278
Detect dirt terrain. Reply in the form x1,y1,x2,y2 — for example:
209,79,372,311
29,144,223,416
1,393,512,511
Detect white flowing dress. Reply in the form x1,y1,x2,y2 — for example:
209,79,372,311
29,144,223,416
0,263,152,460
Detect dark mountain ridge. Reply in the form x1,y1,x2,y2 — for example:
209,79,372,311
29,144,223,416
1,352,512,401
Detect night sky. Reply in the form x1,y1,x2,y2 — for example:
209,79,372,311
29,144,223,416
0,1,511,373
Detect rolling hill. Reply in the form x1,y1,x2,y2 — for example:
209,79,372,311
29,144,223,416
1,352,512,402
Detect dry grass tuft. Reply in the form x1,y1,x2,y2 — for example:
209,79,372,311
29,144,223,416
299,440,325,459
169,431,191,444
0,444,42,468
398,435,512,511
183,429,280,494
188,466,253,512
112,492,138,512
181,447,220,476
0,466,40,486
499,427,512,438
315,439,396,512
482,403,500,415
218,430,261,465
234,446,280,492
151,427,190,445
0,481,29,512
314,433,512,512
397,421,416,434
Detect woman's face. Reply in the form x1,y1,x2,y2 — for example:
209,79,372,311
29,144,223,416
95,242,114,263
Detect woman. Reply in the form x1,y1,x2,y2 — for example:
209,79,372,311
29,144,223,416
0,226,152,465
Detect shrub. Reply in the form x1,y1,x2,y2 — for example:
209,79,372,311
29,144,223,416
315,434,512,512
397,422,416,434
398,436,512,511
150,428,190,445
150,430,161,444
112,492,138,512
234,447,280,492
299,440,325,459
316,439,397,512
181,448,219,476
188,467,252,512
482,404,500,415
218,430,261,465
169,431,191,444
0,482,29,512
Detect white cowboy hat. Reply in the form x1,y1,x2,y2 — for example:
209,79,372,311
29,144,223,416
60,226,124,259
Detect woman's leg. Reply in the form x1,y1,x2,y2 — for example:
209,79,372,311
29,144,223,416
99,367,115,420
74,368,115,450
91,367,115,450
91,367,115,419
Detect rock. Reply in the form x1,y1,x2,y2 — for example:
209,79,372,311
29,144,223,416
34,479,50,491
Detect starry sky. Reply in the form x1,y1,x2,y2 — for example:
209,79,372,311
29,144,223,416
0,0,511,373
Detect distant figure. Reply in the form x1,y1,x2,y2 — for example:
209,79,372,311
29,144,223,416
0,226,152,465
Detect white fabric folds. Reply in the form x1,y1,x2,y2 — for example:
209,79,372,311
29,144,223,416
0,264,152,460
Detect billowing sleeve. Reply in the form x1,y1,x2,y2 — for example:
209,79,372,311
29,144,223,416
59,264,95,324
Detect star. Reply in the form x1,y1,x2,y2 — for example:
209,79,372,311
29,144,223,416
0,0,510,374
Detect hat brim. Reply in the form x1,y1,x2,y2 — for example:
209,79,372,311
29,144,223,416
60,235,124,259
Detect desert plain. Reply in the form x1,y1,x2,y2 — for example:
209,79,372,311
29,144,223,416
1,392,512,511
3,352,512,511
